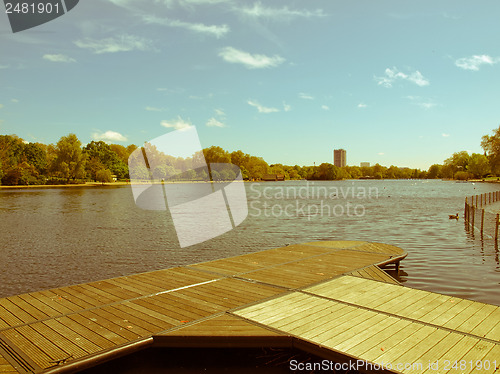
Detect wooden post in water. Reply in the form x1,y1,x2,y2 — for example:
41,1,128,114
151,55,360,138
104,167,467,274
465,198,468,224
481,209,484,236
471,205,475,229
496,213,499,242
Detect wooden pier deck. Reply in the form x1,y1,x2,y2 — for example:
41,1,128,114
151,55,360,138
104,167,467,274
0,241,498,373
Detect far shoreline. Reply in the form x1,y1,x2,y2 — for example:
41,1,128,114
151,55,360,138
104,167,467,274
2,178,499,190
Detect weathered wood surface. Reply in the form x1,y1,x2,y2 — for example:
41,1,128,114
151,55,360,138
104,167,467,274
0,240,409,373
234,275,500,374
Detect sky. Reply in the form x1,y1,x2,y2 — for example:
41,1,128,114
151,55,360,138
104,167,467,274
1,0,500,169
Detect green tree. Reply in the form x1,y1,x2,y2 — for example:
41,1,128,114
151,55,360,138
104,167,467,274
0,135,27,185
444,151,470,177
52,134,86,182
0,159,3,184
230,150,249,168
85,140,128,179
96,168,113,183
203,146,230,164
427,164,442,179
481,125,500,173
23,142,47,175
468,153,490,178
346,166,361,179
317,163,338,180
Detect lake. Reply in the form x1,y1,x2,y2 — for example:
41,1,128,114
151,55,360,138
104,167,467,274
1,180,499,306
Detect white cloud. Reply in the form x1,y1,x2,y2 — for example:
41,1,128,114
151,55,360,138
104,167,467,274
219,47,285,69
407,71,429,86
161,116,193,130
0,104,3,109
247,100,279,113
357,103,367,108
0,65,9,69
206,117,226,127
143,15,229,38
442,133,450,137
214,108,225,116
92,130,127,142
455,55,500,71
375,67,429,88
75,35,155,54
405,95,438,110
299,93,314,100
418,102,437,110
378,152,385,155
321,105,329,110
237,2,326,20
283,102,291,112
43,54,76,63
11,99,19,103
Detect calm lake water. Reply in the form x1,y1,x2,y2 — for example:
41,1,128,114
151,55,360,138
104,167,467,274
1,180,499,306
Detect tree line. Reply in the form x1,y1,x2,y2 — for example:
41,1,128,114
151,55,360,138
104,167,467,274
1,125,500,185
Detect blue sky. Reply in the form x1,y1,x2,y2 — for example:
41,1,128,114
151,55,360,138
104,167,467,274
1,0,500,169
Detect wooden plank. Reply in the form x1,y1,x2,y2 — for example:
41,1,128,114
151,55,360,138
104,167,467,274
55,316,115,350
233,293,304,319
404,333,465,374
346,318,412,357
56,286,103,308
470,307,500,338
160,314,283,337
66,314,129,346
456,303,497,334
442,301,489,330
420,335,481,374
333,314,404,353
322,312,388,349
26,291,75,315
313,308,376,345
241,294,324,326
43,318,102,355
389,328,449,369
273,300,346,331
130,297,207,324
300,305,368,341
0,304,23,328
29,321,87,359
86,308,151,337
0,298,40,324
1,328,54,369
42,288,95,310
78,309,142,341
102,304,167,333
425,298,475,327
458,340,496,374
361,322,426,362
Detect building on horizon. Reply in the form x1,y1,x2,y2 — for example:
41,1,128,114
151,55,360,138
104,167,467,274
360,162,370,167
333,149,346,168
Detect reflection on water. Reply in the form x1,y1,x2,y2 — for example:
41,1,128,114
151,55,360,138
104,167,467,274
0,180,499,306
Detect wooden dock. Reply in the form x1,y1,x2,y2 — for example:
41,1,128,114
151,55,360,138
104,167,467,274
0,241,498,373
